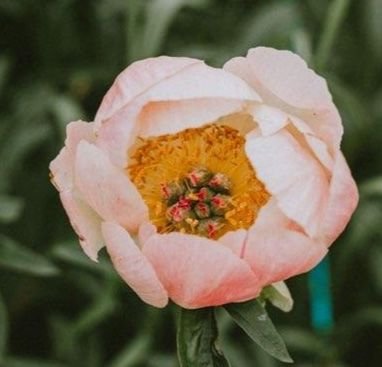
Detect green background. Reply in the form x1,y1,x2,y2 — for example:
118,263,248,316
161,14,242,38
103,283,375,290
1,0,382,366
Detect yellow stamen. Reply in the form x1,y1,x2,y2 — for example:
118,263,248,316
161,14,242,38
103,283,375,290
128,120,270,238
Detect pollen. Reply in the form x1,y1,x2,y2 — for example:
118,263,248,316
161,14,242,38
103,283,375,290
128,122,270,239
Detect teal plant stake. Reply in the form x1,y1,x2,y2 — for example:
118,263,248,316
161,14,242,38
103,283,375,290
308,258,334,332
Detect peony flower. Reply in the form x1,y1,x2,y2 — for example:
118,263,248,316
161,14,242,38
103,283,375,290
50,47,358,310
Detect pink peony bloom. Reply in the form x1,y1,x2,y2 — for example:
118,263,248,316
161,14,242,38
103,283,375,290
50,47,358,309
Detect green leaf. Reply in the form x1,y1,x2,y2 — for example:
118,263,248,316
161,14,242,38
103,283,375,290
0,356,66,367
315,0,351,70
364,0,382,60
0,56,10,97
0,292,8,362
0,195,24,223
360,176,382,197
224,300,293,363
177,308,231,367
0,235,60,277
50,241,112,275
50,95,85,142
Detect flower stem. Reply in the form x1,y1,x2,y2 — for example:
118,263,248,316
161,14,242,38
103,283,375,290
177,307,230,367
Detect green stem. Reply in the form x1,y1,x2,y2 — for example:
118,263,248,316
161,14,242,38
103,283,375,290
315,0,351,70
177,308,230,367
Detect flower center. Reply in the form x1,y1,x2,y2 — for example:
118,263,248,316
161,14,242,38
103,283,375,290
128,121,270,238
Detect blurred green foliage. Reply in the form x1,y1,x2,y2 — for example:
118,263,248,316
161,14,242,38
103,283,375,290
0,0,382,366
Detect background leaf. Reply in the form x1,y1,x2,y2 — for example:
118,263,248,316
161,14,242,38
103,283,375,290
0,235,59,277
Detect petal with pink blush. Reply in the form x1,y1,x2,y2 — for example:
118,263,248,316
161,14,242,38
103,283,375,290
304,134,334,171
218,229,248,258
96,61,261,167
320,152,359,246
243,201,328,285
75,141,148,232
138,221,157,245
250,104,289,136
245,129,329,237
249,105,334,171
50,120,96,191
97,62,261,167
102,222,168,308
96,103,141,168
138,99,246,139
95,56,200,122
50,148,73,191
142,233,261,309
60,191,104,261
65,120,96,156
224,47,343,149
138,62,260,105
225,48,331,109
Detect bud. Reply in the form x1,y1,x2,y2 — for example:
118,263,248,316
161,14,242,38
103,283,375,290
161,181,185,205
197,217,224,238
186,167,212,188
196,187,214,202
208,172,231,194
210,194,230,216
166,201,191,223
194,202,211,219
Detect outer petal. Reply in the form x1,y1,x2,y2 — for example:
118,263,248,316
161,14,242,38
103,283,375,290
320,152,359,245
95,56,200,122
96,60,261,167
102,222,168,308
50,121,103,261
243,200,328,285
245,129,329,237
50,120,96,191
75,141,148,232
60,191,103,261
142,233,261,309
224,47,343,150
218,229,248,258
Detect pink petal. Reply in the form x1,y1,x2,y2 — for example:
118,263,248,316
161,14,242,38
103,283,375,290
224,47,343,149
75,141,148,232
218,229,248,258
50,120,103,261
50,120,96,191
304,134,334,171
320,152,359,245
96,104,140,168
243,200,328,285
95,56,200,122
245,129,329,237
250,104,289,136
142,233,261,309
65,120,96,156
50,147,73,191
138,99,246,139
95,59,261,167
138,221,157,245
102,222,168,308
60,191,103,261
249,106,334,171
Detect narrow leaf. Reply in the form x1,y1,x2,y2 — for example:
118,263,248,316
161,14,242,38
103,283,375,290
0,356,66,367
0,195,24,223
0,235,59,277
177,308,231,367
224,300,293,363
0,292,8,362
